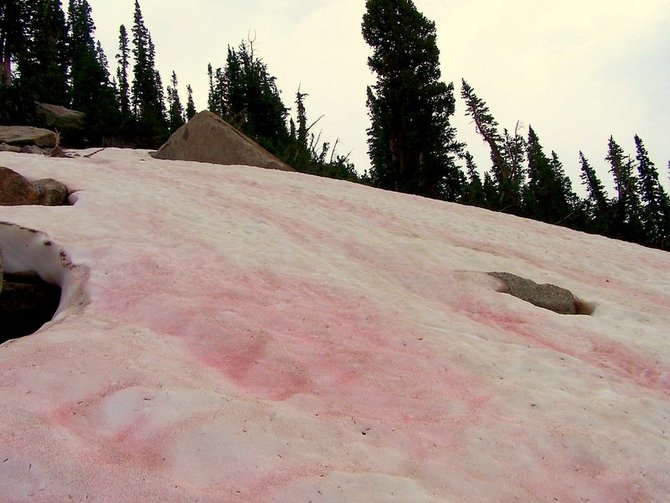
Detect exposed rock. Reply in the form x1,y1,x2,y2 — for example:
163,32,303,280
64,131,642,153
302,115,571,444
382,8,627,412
32,178,69,206
36,103,86,132
20,144,47,155
0,273,61,342
0,245,3,295
0,125,57,148
0,166,40,205
155,110,294,171
0,142,22,153
488,271,592,315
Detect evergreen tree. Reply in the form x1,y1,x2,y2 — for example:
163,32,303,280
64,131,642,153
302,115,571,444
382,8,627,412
523,126,574,223
0,0,36,123
460,80,523,211
115,24,131,117
185,83,196,120
209,41,289,150
549,150,582,227
207,62,226,118
295,86,309,148
0,0,29,84
16,0,69,105
634,135,670,248
130,0,167,146
606,136,644,241
460,151,487,207
362,0,463,200
501,124,526,212
67,0,118,144
579,151,611,235
166,70,185,132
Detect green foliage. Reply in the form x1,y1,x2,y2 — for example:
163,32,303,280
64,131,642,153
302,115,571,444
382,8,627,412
362,0,463,200
166,70,185,132
634,135,670,248
0,0,30,84
461,80,525,212
579,151,610,230
130,0,168,146
115,24,131,117
15,0,70,105
185,84,196,120
523,126,575,224
460,152,487,207
606,136,644,241
67,0,119,145
208,43,359,182
0,82,37,124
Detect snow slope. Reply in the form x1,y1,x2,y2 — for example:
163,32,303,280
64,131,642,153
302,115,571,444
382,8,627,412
0,148,668,502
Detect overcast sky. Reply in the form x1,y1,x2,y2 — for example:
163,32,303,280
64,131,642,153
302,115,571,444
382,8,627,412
87,0,670,194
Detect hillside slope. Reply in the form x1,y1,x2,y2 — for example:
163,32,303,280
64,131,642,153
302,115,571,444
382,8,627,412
1,148,669,502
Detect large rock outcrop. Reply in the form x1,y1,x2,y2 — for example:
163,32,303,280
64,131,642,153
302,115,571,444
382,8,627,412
155,110,294,171
36,103,86,132
0,125,57,148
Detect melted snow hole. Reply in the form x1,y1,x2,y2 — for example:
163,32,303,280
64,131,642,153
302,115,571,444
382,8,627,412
0,222,88,343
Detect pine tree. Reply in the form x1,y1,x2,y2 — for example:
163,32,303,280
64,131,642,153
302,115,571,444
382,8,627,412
130,0,167,146
0,0,36,123
634,135,670,248
579,151,611,235
295,87,309,148
185,84,196,120
166,70,185,132
606,136,644,242
207,62,226,118
0,0,29,84
460,80,523,211
213,41,289,149
362,0,463,200
17,0,70,105
523,126,574,223
115,24,131,117
460,152,487,207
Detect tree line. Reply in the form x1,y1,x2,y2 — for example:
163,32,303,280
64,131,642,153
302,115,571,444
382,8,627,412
363,0,670,251
1,0,668,250
0,0,357,180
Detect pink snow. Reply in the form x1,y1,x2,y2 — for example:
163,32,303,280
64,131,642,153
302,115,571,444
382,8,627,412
0,148,669,502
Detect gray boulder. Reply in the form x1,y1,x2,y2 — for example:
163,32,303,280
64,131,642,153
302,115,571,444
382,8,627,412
20,144,47,155
0,166,40,205
155,111,294,172
488,271,590,315
0,126,57,148
0,142,22,153
36,103,86,132
32,178,69,206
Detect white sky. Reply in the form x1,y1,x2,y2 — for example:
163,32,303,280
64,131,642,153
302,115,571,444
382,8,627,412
86,0,670,194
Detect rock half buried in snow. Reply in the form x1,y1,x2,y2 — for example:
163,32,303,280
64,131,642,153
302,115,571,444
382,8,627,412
0,166,40,205
32,178,69,206
0,125,57,148
155,110,294,171
488,271,593,315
